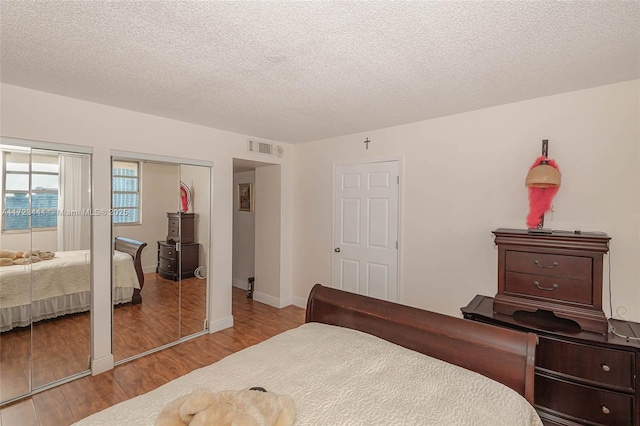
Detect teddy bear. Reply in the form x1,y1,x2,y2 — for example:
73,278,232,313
0,249,24,266
23,249,55,261
0,249,55,266
155,387,296,426
13,255,42,265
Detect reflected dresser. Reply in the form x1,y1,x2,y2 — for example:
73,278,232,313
157,212,199,280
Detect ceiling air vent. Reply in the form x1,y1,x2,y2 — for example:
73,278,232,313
248,140,273,155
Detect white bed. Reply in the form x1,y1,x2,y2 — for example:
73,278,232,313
73,322,541,426
0,247,141,332
73,284,543,426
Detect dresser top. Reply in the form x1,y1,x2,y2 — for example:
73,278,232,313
493,228,610,252
167,211,195,217
493,228,609,239
462,294,640,349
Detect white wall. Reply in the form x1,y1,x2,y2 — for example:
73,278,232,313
292,80,640,322
1,229,57,253
0,83,294,374
232,171,255,289
254,165,284,306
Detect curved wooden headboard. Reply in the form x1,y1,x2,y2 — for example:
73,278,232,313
305,284,537,404
114,236,147,304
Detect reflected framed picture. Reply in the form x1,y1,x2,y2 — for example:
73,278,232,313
238,183,253,212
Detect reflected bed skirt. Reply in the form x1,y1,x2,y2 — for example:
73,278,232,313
0,288,133,332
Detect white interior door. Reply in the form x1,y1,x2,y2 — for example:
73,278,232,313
333,161,399,301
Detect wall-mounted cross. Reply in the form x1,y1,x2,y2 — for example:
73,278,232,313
364,137,370,149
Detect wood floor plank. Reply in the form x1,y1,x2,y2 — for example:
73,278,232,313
31,387,74,426
0,398,39,426
60,373,130,422
0,285,305,425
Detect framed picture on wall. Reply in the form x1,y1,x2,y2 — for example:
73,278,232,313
238,183,253,212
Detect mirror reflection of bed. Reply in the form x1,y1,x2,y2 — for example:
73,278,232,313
0,237,147,332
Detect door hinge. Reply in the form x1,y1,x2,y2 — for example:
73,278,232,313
397,176,399,184
396,241,398,249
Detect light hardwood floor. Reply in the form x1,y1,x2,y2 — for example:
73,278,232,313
0,285,305,426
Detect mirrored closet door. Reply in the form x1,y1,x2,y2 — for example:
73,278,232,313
111,156,210,363
177,164,209,338
0,138,92,404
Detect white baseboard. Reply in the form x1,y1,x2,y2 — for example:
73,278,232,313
292,296,307,309
143,265,156,274
208,315,234,333
253,292,292,309
232,278,248,289
91,354,114,375
279,296,293,308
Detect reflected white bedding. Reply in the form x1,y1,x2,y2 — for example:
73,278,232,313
0,250,139,331
73,323,542,426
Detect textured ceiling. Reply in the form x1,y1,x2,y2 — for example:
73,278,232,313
1,1,639,144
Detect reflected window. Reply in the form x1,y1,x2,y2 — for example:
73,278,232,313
112,160,140,224
2,150,59,231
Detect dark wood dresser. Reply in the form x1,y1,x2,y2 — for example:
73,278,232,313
157,212,199,280
157,241,199,280
493,228,610,334
166,212,195,244
462,295,640,426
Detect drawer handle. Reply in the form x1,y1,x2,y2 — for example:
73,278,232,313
534,281,558,291
534,260,558,269
601,363,610,372
168,251,173,255
602,405,610,415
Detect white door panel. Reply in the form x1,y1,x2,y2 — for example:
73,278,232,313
333,161,399,302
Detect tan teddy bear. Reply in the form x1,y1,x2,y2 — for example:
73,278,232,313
155,388,296,426
23,249,40,258
0,249,24,266
13,256,41,265
39,251,55,260
9,249,55,265
0,258,14,266
0,249,23,260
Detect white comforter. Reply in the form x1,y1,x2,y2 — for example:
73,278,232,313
73,323,542,426
0,250,139,308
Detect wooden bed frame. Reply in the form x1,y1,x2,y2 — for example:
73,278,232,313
305,284,537,404
114,236,148,304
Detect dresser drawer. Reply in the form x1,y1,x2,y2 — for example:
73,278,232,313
158,257,176,273
535,374,634,425
537,337,635,390
505,271,592,305
168,217,180,229
159,244,177,259
167,216,180,243
506,251,592,280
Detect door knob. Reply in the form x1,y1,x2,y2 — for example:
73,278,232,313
334,247,341,253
